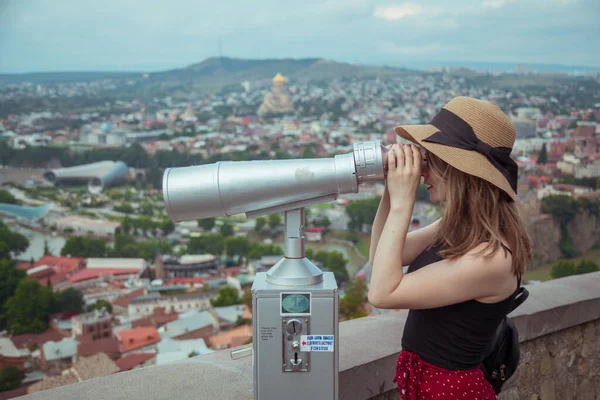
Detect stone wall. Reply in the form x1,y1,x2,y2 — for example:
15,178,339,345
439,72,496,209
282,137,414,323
20,272,600,400
499,319,599,400
528,211,599,269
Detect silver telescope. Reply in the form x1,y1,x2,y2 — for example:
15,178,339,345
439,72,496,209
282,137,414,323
162,140,388,222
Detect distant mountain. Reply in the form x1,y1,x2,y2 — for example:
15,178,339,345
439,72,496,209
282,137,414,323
145,57,413,88
0,71,141,85
0,57,413,86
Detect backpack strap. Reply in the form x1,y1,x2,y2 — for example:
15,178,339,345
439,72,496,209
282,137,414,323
511,287,529,312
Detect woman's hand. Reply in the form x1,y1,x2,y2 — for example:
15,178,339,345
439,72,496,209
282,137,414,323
386,144,421,211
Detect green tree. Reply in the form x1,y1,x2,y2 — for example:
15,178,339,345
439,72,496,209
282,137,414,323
550,259,577,279
0,222,29,259
210,286,242,307
254,217,266,232
160,219,175,236
267,213,281,229
243,287,253,313
320,216,331,231
61,237,107,257
339,277,368,321
576,259,599,275
187,234,224,256
87,299,113,314
4,279,56,334
56,288,85,314
345,197,381,233
326,251,350,284
220,222,234,237
43,240,51,256
536,143,548,165
0,365,25,392
224,236,251,264
197,218,216,232
0,259,26,329
0,189,18,204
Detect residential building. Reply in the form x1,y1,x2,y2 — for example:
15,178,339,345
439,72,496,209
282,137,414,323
159,310,217,341
155,338,213,365
40,337,78,373
157,254,219,278
207,324,253,350
116,327,161,357
71,308,113,341
0,338,28,371
127,291,213,318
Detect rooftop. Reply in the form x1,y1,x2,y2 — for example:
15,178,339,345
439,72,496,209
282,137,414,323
72,307,112,324
117,327,160,353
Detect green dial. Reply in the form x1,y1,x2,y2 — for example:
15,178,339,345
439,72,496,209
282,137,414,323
282,294,310,314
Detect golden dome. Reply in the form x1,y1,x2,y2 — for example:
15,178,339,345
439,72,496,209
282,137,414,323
273,73,286,83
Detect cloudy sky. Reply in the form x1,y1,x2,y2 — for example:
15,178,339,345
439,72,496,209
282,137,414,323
0,0,599,73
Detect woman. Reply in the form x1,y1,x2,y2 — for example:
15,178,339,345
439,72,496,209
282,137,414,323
368,96,532,399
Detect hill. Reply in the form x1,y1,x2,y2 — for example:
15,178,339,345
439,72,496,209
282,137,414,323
0,57,414,87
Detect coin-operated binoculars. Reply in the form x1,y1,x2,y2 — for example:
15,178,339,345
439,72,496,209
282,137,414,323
162,141,388,400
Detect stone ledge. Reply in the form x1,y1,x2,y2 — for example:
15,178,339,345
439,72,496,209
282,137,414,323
20,272,600,400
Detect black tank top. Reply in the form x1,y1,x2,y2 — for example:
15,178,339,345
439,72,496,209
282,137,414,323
401,243,519,370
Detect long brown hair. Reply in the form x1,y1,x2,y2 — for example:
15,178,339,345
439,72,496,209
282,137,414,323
427,151,531,277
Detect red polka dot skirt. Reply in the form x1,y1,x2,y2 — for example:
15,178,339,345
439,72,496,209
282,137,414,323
393,350,497,400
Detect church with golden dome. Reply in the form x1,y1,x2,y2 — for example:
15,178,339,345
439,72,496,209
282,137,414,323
257,73,295,116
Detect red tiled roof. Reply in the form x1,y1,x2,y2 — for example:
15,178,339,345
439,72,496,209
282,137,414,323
77,337,120,359
0,386,28,399
572,125,596,138
34,255,84,272
117,327,160,353
68,268,141,283
132,315,155,328
111,288,145,308
11,328,67,349
115,352,157,372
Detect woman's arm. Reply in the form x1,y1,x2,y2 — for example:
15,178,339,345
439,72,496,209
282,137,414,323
369,191,441,267
368,185,390,265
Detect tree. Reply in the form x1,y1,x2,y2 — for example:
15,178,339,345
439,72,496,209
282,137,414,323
197,218,216,232
210,286,242,307
0,259,26,329
224,236,251,264
267,213,281,230
0,365,25,392
160,220,175,236
220,222,234,237
254,217,266,232
242,287,253,313
0,189,18,204
4,279,56,334
61,236,107,258
576,259,599,275
320,216,331,231
0,222,29,259
339,277,368,321
87,299,113,314
550,259,577,279
43,239,51,256
325,251,350,284
56,288,85,314
536,143,548,165
345,197,381,233
187,234,224,256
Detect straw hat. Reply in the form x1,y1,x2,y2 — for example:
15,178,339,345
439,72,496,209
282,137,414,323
394,96,519,201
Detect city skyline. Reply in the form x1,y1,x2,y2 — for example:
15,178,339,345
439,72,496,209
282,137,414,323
1,0,599,73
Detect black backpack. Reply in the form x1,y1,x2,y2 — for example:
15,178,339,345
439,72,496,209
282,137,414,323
481,285,529,395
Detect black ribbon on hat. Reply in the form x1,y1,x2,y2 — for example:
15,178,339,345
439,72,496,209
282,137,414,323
422,108,518,194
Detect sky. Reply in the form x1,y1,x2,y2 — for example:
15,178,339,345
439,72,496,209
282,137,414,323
0,0,599,73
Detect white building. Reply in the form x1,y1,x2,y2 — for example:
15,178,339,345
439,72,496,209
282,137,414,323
50,215,120,236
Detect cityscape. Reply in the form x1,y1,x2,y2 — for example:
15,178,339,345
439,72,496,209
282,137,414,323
1,2,600,397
